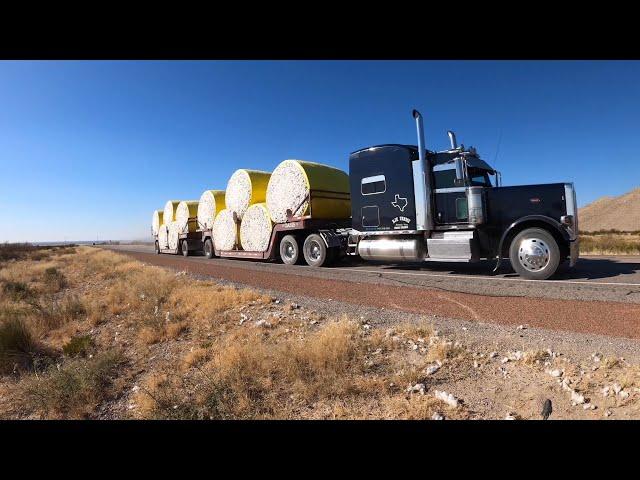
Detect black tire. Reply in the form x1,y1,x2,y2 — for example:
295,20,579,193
181,239,189,257
204,238,214,259
303,234,328,267
509,227,560,280
280,235,302,265
155,241,160,254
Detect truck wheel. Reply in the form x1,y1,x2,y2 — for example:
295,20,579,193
204,238,214,259
280,235,301,265
155,241,160,254
181,240,189,257
509,227,560,280
303,234,328,267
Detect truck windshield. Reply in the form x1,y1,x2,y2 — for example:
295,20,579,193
467,168,493,187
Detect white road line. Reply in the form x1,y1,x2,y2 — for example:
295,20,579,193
348,268,640,287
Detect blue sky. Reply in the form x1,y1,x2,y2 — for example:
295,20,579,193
1,60,639,242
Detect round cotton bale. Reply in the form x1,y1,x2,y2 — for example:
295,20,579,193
168,221,181,250
240,203,274,252
152,209,164,236
176,200,199,233
225,169,271,220
197,190,226,230
266,159,350,223
163,200,181,225
157,225,169,249
212,209,239,251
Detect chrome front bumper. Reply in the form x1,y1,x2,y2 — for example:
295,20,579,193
569,238,579,267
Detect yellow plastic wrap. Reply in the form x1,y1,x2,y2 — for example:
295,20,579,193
226,169,272,219
163,200,181,224
176,201,200,233
152,209,164,235
197,189,226,230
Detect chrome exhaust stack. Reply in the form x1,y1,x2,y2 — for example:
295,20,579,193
411,109,434,232
447,130,458,150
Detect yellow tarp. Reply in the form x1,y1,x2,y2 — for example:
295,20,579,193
164,200,181,223
152,209,164,235
243,169,271,205
178,200,200,233
286,160,351,220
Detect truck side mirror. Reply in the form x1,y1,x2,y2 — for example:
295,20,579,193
454,158,465,186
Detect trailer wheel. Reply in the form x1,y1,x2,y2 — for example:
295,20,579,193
280,235,302,265
204,238,214,259
303,234,328,267
509,227,560,280
155,241,160,254
181,240,189,257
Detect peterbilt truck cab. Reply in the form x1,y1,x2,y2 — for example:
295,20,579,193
348,110,579,280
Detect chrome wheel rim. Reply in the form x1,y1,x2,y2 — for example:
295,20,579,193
518,237,551,272
283,241,296,261
308,241,322,261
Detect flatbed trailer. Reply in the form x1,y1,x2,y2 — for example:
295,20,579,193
154,218,203,256
200,215,351,267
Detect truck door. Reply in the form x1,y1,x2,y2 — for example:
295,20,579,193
433,164,468,225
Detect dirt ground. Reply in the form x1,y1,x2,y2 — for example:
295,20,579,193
0,246,638,420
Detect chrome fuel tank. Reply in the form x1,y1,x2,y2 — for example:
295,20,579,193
357,236,426,262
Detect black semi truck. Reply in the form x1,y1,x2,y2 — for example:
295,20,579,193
347,110,579,280
162,109,579,280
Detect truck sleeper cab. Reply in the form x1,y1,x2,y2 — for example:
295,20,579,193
348,110,579,280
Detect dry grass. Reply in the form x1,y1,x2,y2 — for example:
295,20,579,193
167,283,270,323
182,347,211,370
62,334,95,357
133,318,460,420
3,245,640,420
0,317,53,375
7,246,438,420
580,233,640,255
2,281,33,302
20,350,124,418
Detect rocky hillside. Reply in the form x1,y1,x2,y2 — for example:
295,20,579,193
579,188,640,232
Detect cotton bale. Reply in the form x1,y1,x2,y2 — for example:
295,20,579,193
152,209,164,236
225,169,271,220
157,224,169,249
197,190,226,230
176,200,199,233
168,221,181,250
240,203,274,252
212,209,239,251
163,200,181,225
266,159,350,223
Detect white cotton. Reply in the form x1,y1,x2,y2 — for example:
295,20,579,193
151,210,164,236
157,225,169,249
225,169,271,220
240,203,274,252
197,190,225,230
212,209,238,251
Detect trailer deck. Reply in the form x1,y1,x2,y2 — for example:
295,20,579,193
205,216,351,261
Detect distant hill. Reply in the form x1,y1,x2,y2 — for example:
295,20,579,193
579,188,640,232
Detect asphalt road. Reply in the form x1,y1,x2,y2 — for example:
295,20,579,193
101,245,640,339
106,244,640,303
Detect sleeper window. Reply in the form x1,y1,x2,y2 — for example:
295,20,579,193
361,175,386,195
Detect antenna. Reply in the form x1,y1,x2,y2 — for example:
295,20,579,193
493,128,503,165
